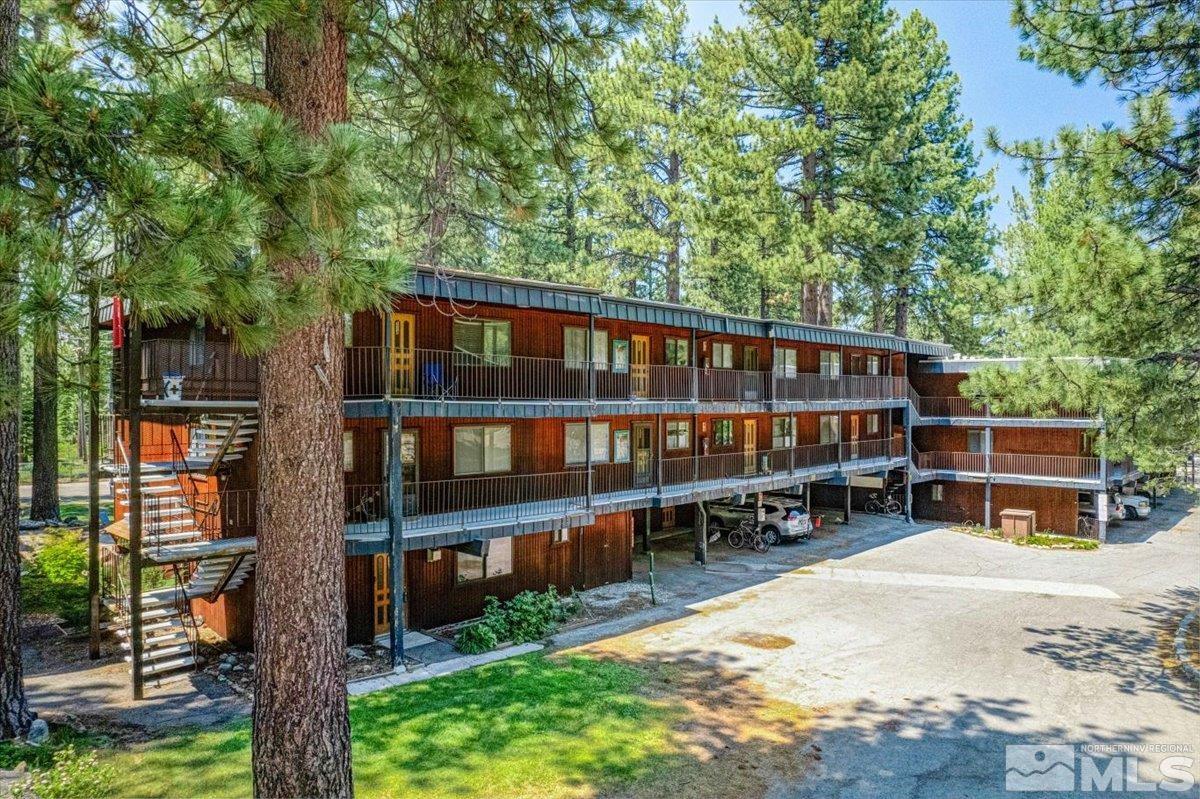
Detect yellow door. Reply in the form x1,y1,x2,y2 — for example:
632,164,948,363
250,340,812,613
631,335,650,398
743,419,757,474
390,312,415,396
850,415,860,459
373,553,391,636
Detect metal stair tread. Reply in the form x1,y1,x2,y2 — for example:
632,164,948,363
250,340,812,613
139,655,198,676
124,642,193,662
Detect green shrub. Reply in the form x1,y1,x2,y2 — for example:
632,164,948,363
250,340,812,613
454,588,574,653
455,622,500,655
11,745,115,799
22,533,88,627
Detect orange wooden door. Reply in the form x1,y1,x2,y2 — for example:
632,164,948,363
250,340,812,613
373,553,391,636
743,419,757,474
391,312,415,396
631,335,650,398
850,415,860,459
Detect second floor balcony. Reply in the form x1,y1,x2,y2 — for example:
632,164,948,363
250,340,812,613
133,339,907,406
915,450,1103,484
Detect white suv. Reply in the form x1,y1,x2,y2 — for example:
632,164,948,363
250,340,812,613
707,495,813,544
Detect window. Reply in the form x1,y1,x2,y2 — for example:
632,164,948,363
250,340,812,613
867,413,880,435
564,327,587,369
565,422,610,465
665,337,689,366
819,350,840,379
456,536,513,582
967,429,986,454
188,324,205,368
612,339,629,373
343,313,354,347
713,419,734,446
932,484,944,502
453,425,512,475
772,416,795,448
343,430,355,472
744,346,759,371
563,327,609,370
819,414,840,445
866,355,881,376
666,420,690,450
552,528,570,544
453,319,511,366
613,429,631,463
712,342,733,369
775,348,798,378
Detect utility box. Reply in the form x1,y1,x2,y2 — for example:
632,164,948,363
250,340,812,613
1000,509,1036,540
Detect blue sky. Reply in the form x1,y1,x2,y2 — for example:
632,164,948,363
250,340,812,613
682,0,1128,229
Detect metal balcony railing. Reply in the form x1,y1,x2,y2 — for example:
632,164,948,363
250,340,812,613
773,373,905,402
140,340,259,401
916,451,1101,481
915,395,1094,420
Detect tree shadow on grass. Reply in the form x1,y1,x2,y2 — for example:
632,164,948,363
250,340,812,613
350,648,814,799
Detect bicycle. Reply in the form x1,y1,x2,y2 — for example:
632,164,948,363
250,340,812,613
1076,515,1099,538
727,518,770,553
864,491,903,516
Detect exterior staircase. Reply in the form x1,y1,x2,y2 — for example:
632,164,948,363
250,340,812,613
188,414,258,473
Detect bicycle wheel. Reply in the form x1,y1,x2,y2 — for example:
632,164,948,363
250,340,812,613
753,534,770,553
865,500,882,514
885,499,903,515
727,529,746,549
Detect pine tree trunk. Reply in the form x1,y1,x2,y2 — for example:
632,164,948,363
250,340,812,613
665,150,682,304
254,6,353,797
30,330,59,521
894,284,910,338
421,153,453,269
0,0,33,742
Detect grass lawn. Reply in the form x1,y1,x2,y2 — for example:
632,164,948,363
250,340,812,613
102,652,811,799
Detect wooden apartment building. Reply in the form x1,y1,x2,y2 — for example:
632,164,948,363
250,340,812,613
97,268,1121,695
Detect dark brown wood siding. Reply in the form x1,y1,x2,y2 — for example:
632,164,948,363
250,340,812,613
403,511,632,630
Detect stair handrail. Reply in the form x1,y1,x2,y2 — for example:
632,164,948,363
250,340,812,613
203,413,246,477
171,565,202,672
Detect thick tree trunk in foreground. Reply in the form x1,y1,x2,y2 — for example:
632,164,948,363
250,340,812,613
253,6,353,797
0,0,33,741
30,330,59,520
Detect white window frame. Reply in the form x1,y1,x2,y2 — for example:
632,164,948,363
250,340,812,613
867,413,880,436
343,430,355,472
456,536,514,582
564,327,588,370
453,319,512,366
967,429,985,454
932,484,944,502
775,348,798,378
666,420,690,450
665,337,689,366
453,424,512,475
712,342,733,369
713,419,734,447
565,422,610,465
613,429,631,463
772,416,795,449
866,354,881,376
819,414,840,445
343,313,354,348
819,350,841,380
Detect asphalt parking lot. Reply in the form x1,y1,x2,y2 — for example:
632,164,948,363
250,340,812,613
569,491,1200,798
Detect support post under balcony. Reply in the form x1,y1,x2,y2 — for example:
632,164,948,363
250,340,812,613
387,401,406,669
128,314,145,700
585,418,593,509
587,314,596,401
983,426,993,528
843,483,851,524
1097,415,1108,543
694,501,707,566
904,402,914,523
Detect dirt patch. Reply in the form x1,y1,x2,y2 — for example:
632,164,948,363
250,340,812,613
577,654,814,799
730,632,795,650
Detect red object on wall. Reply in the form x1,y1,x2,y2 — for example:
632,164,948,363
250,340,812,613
111,297,124,348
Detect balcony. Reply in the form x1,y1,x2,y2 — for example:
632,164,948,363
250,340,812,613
914,396,1095,421
915,450,1103,483
138,340,259,402
133,341,911,407
343,435,905,541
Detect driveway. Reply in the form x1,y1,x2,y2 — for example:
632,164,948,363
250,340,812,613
562,491,1200,798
